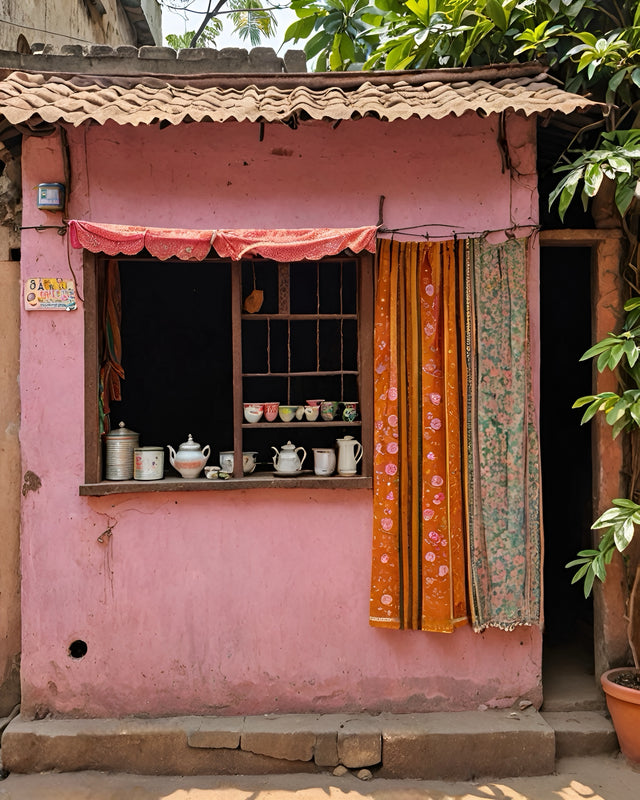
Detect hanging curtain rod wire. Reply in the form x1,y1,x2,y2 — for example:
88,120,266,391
378,223,540,240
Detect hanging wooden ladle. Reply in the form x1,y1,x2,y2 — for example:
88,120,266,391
243,262,263,313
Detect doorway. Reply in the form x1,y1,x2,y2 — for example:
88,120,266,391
540,246,594,659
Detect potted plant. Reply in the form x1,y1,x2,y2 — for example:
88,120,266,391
570,296,640,764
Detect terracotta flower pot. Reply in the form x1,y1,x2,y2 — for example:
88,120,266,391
601,667,640,765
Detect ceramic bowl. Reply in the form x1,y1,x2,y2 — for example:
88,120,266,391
279,405,297,423
295,405,305,420
243,403,264,423
306,399,325,407
263,401,280,422
304,404,320,421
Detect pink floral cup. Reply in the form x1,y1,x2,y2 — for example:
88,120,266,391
243,403,264,423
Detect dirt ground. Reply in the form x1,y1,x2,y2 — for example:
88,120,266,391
0,755,639,800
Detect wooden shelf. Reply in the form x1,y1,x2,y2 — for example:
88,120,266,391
243,371,358,377
243,313,357,320
241,420,361,428
80,473,372,496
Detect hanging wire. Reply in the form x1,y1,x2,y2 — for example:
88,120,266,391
378,223,540,240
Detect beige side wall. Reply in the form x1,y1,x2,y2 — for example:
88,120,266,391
0,243,20,716
0,0,141,51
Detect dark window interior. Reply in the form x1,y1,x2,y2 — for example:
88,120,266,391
110,259,234,455
108,256,365,477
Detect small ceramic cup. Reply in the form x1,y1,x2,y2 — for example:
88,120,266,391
304,404,320,421
342,401,358,422
279,405,296,423
219,451,234,472
243,403,264,423
306,399,325,407
204,466,220,479
242,451,258,474
295,405,305,421
313,448,336,476
219,451,259,474
263,401,279,422
320,400,339,421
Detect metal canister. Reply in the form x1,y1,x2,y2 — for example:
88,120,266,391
105,421,139,480
134,447,164,481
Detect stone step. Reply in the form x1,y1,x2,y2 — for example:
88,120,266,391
541,711,618,758
1,709,557,781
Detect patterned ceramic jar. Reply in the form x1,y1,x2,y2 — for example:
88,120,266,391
134,447,164,480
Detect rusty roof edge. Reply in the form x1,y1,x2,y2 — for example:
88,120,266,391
0,57,548,89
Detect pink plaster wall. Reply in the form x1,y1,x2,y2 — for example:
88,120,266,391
19,113,542,718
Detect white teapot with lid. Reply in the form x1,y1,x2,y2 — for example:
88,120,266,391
168,434,211,478
272,440,306,474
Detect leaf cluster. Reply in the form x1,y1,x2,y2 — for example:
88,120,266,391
573,297,640,437
283,0,640,77
162,0,275,49
284,0,384,70
567,499,640,597
228,0,277,46
165,20,223,49
549,130,640,222
569,298,640,595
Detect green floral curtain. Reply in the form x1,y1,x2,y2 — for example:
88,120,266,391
465,237,542,631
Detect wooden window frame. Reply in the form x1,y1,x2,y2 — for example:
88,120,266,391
80,251,374,495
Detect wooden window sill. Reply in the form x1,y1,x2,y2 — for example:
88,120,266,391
79,473,372,496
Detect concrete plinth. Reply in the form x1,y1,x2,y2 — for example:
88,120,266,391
1,709,556,779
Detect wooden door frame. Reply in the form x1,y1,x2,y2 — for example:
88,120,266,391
540,228,628,675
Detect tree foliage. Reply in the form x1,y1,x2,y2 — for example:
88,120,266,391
284,0,640,81
161,0,276,48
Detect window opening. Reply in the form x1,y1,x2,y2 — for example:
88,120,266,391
85,252,373,488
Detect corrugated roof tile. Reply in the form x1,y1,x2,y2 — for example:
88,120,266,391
0,66,599,129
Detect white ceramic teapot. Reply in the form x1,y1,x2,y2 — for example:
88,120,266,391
168,434,211,478
272,440,306,474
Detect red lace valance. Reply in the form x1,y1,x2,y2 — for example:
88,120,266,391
68,220,377,261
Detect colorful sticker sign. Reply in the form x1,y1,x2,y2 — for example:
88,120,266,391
24,278,77,311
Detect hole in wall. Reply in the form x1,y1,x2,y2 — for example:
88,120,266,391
16,34,30,55
10,248,20,261
68,640,88,659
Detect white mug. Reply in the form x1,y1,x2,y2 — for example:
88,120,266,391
313,448,336,476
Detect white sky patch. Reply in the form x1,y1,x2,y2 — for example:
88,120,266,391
160,2,298,51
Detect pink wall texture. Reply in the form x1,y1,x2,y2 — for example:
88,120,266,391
19,112,542,718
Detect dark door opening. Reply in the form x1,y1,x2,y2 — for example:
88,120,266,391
540,246,594,655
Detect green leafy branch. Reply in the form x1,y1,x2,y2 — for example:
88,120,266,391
567,499,640,597
165,20,223,49
572,297,640,436
569,296,640,597
284,0,383,70
549,130,640,222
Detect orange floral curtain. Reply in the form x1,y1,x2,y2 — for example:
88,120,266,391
370,239,468,632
